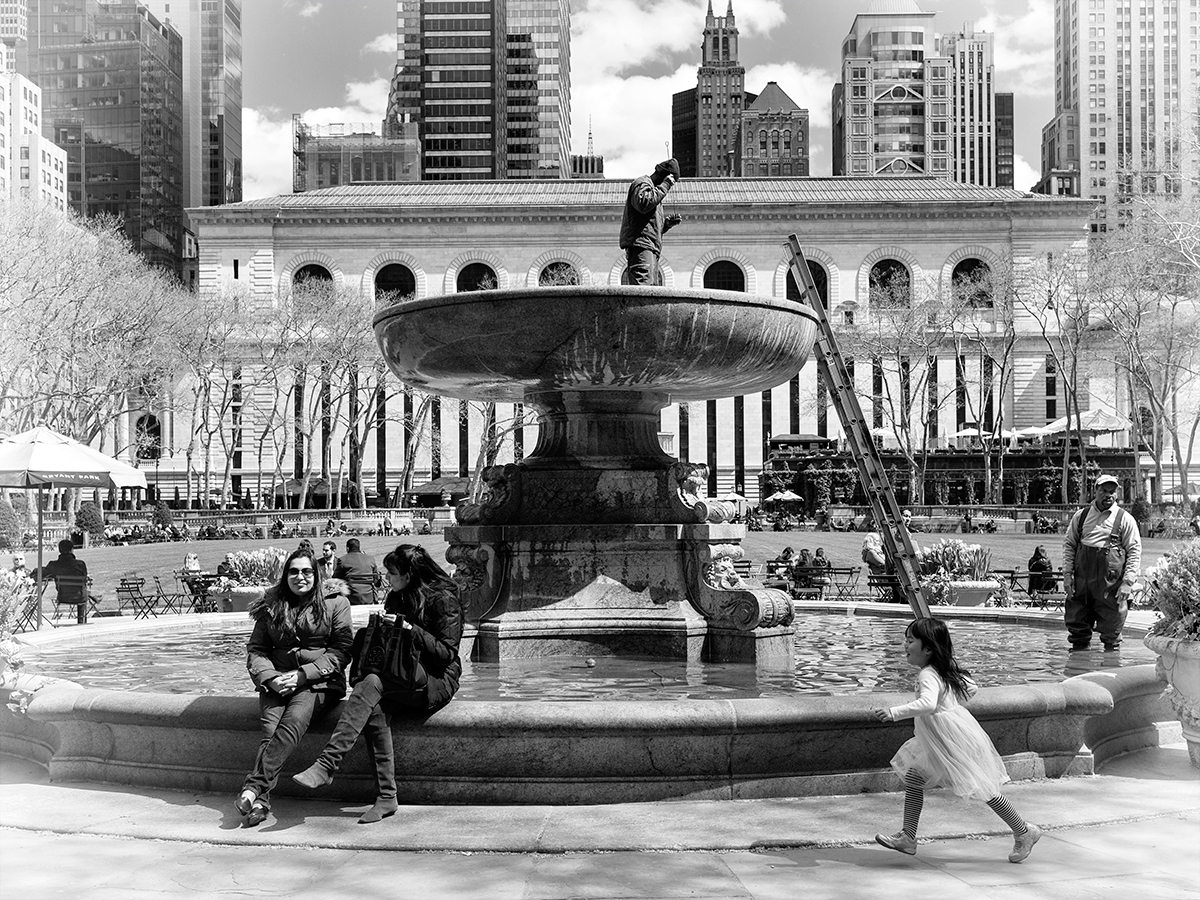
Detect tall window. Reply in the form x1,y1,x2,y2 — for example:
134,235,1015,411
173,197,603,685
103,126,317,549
951,257,993,308
786,261,828,308
539,261,580,286
375,263,416,303
456,262,497,292
703,260,745,292
869,259,911,307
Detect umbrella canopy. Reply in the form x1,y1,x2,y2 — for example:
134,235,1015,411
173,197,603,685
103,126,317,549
409,475,472,496
1042,409,1128,436
764,489,802,503
0,426,146,630
0,426,146,490
1014,425,1053,438
271,477,373,496
719,491,748,503
1166,482,1200,496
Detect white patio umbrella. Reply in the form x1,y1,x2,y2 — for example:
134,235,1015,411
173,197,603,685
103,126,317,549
1042,408,1129,436
0,426,147,627
1014,425,1053,438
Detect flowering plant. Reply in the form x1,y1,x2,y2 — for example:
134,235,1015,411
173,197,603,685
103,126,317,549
217,547,286,588
0,568,33,672
1146,539,1200,640
917,539,993,580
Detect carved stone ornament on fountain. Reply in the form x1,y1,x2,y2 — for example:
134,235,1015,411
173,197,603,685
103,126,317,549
375,285,818,664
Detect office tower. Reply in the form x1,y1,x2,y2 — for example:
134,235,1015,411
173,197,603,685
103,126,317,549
672,1,748,177
1,0,27,68
831,1,1004,186
1035,0,1197,231
739,81,809,176
996,91,1014,187
27,0,184,273
142,0,243,208
292,116,421,191
570,119,602,177
506,0,569,179
385,0,509,180
1,63,67,204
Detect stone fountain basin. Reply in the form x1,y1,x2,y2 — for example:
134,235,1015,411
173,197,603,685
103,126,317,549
372,286,819,402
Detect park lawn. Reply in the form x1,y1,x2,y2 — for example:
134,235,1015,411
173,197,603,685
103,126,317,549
6,529,1180,609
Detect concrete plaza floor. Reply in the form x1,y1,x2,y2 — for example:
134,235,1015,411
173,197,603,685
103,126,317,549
1,742,1197,900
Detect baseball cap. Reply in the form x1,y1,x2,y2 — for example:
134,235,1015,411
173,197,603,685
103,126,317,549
1095,474,1119,488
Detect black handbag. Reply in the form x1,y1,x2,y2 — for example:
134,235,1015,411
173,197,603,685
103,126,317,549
351,613,428,697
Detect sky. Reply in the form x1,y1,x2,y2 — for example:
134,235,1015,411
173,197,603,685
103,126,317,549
240,0,1054,201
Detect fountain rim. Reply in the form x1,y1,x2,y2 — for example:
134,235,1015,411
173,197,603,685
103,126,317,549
371,284,820,330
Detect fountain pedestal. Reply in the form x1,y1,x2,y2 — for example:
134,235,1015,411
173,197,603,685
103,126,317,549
374,286,818,664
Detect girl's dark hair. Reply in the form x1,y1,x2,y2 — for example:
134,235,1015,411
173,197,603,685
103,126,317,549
383,544,456,621
250,547,326,640
906,617,973,701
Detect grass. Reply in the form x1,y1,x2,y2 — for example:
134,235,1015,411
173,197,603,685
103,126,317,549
5,529,1181,610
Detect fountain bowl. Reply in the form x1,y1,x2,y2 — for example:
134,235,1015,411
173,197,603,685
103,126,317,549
373,285,818,402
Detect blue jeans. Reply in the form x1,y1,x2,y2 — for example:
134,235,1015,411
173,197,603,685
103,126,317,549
243,689,332,807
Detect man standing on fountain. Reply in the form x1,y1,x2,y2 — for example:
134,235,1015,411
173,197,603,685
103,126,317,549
619,158,683,285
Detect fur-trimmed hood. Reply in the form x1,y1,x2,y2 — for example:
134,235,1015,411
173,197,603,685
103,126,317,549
322,577,351,599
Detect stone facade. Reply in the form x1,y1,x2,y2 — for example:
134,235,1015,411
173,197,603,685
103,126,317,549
181,177,1109,507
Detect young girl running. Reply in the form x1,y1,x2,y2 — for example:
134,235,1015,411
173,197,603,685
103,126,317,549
871,617,1042,862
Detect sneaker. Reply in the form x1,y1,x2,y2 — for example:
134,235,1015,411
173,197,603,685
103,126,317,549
1009,824,1042,863
1069,643,1091,652
1103,644,1120,652
875,831,917,855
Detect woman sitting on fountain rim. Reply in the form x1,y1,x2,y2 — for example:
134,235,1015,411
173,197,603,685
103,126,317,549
293,544,465,823
236,548,353,827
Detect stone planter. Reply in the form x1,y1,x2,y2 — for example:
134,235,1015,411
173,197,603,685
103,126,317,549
216,584,266,613
1143,634,1200,768
949,580,1000,607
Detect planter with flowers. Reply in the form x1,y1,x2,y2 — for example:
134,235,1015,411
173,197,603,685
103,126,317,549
1143,538,1200,768
917,539,1002,607
0,568,57,713
213,547,286,612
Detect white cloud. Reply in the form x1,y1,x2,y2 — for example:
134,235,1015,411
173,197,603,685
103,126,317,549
977,0,1054,96
242,79,391,201
743,62,836,130
1012,153,1040,193
362,33,395,55
297,2,322,19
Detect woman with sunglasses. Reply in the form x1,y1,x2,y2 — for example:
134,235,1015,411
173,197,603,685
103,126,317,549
235,547,353,826
292,543,463,823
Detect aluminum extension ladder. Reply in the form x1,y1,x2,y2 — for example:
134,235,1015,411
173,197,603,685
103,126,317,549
785,233,931,619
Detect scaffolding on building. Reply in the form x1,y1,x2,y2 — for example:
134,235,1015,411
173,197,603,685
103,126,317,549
292,115,421,192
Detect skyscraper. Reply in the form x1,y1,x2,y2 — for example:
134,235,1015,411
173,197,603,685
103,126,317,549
1,56,67,206
141,0,243,208
1034,0,1197,231
672,1,748,177
505,0,570,179
27,0,184,273
831,0,1006,186
385,0,511,180
0,0,27,66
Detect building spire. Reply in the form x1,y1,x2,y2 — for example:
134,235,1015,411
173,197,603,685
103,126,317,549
587,116,594,156
726,0,735,19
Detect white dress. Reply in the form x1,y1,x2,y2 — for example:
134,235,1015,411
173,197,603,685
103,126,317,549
888,666,1009,801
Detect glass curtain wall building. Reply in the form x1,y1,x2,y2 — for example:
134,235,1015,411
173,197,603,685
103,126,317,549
505,0,569,179
28,0,184,273
386,0,509,180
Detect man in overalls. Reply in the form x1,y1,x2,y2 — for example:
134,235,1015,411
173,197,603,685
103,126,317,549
1061,474,1142,651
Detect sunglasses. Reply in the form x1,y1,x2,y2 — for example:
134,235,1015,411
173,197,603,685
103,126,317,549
287,567,315,577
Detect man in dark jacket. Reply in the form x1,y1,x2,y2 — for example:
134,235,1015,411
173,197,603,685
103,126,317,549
619,158,683,285
32,539,90,624
334,538,379,606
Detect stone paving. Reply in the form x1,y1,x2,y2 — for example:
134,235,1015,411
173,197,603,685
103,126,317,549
1,743,1197,899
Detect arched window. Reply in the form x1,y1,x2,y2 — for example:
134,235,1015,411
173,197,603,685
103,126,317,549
703,260,745,292
539,261,580,286
869,259,911,307
951,257,993,308
375,263,416,303
787,261,828,309
456,262,497,292
134,413,161,460
293,264,332,287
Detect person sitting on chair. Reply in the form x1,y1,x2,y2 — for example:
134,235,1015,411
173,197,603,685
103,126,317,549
31,539,90,625
1027,545,1055,594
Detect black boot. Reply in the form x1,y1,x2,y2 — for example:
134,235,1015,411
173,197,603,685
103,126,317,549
358,705,398,824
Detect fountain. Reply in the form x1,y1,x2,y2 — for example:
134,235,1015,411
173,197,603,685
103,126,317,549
1,284,1175,805
374,285,814,665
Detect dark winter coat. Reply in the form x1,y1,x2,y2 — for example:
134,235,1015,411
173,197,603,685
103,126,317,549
247,579,354,699
618,175,677,254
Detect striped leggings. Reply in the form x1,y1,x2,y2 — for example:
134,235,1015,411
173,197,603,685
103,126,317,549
900,770,1028,839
